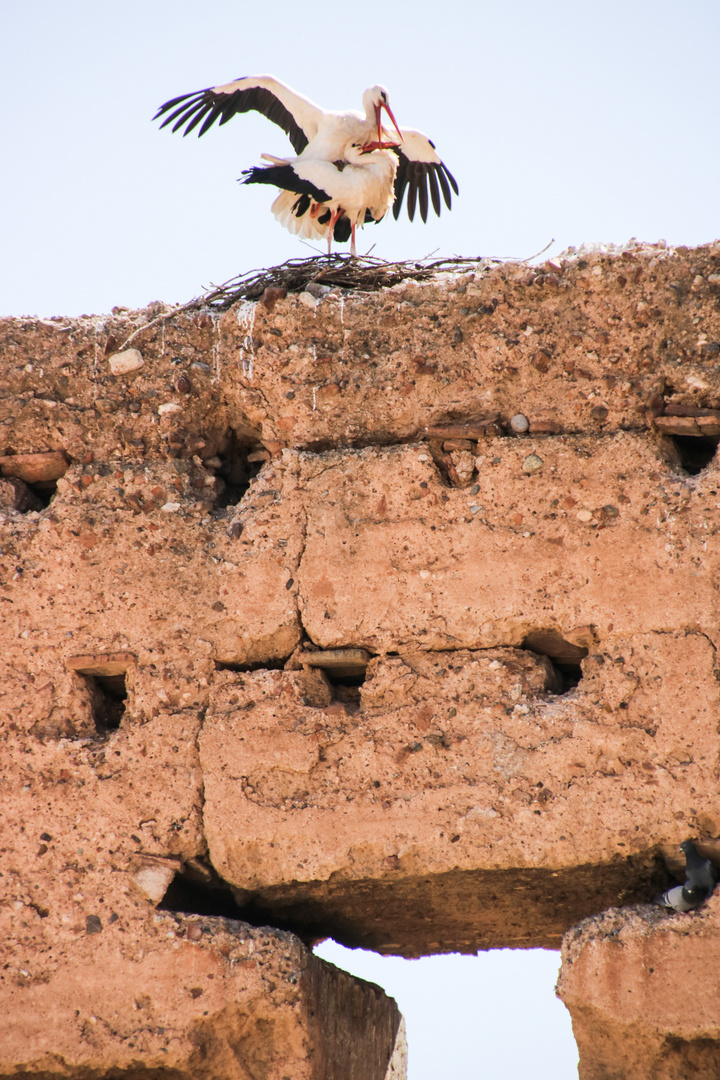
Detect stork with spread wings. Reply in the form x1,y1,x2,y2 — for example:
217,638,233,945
154,74,458,253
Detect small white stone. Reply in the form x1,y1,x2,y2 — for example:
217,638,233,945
299,291,317,309
160,501,181,513
158,402,182,415
576,509,593,522
510,414,529,433
131,865,175,905
108,348,144,375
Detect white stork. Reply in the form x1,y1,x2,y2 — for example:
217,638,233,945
154,75,458,251
242,141,399,256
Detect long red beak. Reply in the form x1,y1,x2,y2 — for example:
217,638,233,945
375,102,404,146
362,140,400,153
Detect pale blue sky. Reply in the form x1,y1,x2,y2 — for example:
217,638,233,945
3,2,718,1075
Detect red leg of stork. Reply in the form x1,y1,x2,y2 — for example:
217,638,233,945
350,222,357,258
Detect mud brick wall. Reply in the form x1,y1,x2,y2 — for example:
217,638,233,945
2,239,720,1078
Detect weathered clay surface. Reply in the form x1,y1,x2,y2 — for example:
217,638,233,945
2,240,720,1076
557,891,720,1080
0,914,404,1079
199,629,718,954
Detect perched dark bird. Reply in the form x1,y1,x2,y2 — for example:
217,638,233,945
656,839,719,912
658,883,709,913
681,839,719,896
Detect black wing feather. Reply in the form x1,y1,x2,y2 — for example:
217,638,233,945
442,162,459,196
406,175,418,223
391,146,458,222
392,162,409,220
156,93,202,124
241,164,330,203
155,92,194,117
427,169,441,216
333,217,352,244
155,83,309,154
436,166,452,209
198,104,225,138
165,99,205,132
293,194,312,217
178,107,211,137
417,165,429,223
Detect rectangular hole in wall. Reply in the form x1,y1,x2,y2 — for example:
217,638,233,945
86,673,127,732
299,647,372,709
66,653,134,734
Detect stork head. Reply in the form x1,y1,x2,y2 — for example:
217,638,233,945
362,85,404,147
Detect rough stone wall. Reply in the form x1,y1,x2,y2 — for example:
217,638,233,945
2,239,720,1076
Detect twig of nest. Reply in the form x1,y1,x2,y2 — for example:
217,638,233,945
117,254,501,350
196,253,501,310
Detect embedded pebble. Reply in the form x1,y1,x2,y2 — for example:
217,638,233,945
510,414,529,433
108,348,144,376
158,403,182,415
260,286,287,310
299,291,318,310
449,450,475,487
522,454,543,474
161,502,181,513
576,509,593,522
131,865,175,903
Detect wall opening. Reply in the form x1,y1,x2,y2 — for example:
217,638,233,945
0,450,68,512
298,647,371,710
212,429,270,508
86,672,127,732
66,653,134,734
159,864,321,945
522,630,588,694
668,434,720,475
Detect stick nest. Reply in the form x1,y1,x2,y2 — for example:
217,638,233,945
186,253,500,312
118,254,503,351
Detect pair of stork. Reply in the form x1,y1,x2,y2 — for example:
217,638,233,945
155,75,458,255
